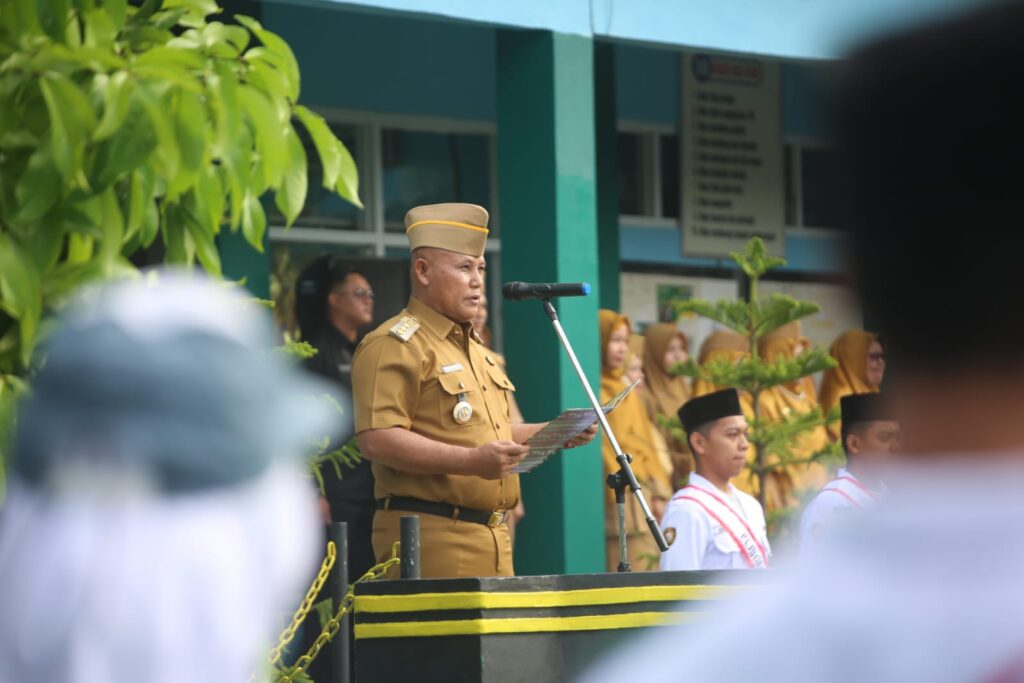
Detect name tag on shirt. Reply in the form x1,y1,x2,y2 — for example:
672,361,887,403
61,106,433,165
441,363,464,374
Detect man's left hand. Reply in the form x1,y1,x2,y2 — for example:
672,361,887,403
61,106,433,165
563,422,598,449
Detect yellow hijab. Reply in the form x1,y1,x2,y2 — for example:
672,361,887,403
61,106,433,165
758,321,816,398
641,323,691,421
756,321,830,506
598,310,671,503
819,330,880,440
820,330,879,414
692,330,750,398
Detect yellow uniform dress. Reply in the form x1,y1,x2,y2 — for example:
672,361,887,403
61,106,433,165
641,323,694,488
599,311,671,572
756,322,830,511
353,297,519,578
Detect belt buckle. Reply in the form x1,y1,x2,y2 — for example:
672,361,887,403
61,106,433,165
488,511,506,527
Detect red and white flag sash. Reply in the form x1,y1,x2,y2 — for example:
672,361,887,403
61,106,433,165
675,485,769,569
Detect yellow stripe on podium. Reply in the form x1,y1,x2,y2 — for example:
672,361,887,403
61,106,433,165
355,611,698,639
355,584,746,614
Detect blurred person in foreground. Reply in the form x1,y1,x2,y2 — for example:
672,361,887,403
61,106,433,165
800,393,900,555
0,273,334,683
581,3,1024,681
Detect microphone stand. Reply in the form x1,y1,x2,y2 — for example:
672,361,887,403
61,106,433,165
538,298,668,572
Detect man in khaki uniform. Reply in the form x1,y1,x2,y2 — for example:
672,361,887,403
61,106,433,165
353,203,596,578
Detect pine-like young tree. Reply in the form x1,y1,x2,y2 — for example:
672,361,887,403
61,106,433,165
667,238,842,520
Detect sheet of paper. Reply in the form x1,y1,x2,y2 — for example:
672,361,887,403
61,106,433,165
514,379,640,474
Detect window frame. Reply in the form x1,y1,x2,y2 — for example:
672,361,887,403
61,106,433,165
783,135,839,236
617,120,680,229
268,107,502,257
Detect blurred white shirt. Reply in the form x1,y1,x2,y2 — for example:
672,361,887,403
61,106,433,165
0,465,319,683
800,467,879,555
659,473,770,571
583,459,1024,683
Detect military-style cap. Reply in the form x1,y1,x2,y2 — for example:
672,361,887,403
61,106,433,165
840,393,892,427
678,389,744,433
405,203,489,257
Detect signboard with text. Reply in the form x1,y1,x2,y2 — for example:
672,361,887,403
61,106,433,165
681,54,785,257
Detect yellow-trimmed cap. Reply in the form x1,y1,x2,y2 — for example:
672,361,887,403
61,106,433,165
404,203,489,257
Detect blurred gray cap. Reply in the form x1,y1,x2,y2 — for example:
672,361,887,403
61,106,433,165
11,270,342,495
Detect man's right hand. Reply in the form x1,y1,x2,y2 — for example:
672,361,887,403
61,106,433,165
469,440,530,479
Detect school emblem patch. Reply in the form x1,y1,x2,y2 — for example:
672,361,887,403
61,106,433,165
664,527,676,546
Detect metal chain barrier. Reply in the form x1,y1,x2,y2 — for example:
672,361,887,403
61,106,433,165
256,541,338,680
276,540,402,683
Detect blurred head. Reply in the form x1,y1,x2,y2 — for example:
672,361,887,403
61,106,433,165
662,334,689,372
837,3,1024,453
606,323,630,372
866,340,886,387
411,247,485,323
295,256,370,339
690,416,750,482
328,271,374,330
1,271,332,682
599,310,632,377
841,2,1024,377
845,420,901,458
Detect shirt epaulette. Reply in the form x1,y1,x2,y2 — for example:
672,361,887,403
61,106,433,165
389,315,421,342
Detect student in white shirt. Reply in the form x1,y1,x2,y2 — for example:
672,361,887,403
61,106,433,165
801,392,900,554
659,389,770,570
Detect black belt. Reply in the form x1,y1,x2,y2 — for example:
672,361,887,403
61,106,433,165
376,497,507,527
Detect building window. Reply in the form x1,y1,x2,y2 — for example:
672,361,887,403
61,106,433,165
784,141,840,230
381,129,492,232
618,126,680,222
266,123,364,231
268,111,500,339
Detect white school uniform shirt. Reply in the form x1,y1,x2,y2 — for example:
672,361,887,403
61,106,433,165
582,459,1024,683
800,467,879,554
659,473,770,571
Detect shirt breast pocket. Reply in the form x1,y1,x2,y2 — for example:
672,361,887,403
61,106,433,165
437,372,484,430
711,526,741,555
485,364,515,414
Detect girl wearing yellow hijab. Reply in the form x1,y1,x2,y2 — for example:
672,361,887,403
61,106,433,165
692,330,752,398
599,310,672,571
641,324,694,487
756,321,831,510
819,330,885,439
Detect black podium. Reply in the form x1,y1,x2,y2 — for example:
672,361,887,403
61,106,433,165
353,570,766,682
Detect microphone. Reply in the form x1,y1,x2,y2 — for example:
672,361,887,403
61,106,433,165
502,281,592,300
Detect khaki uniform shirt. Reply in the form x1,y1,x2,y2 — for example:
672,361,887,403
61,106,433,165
352,297,520,511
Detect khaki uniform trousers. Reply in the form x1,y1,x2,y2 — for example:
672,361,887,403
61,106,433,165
372,509,513,579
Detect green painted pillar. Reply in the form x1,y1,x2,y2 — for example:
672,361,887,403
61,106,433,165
594,41,621,312
497,30,604,575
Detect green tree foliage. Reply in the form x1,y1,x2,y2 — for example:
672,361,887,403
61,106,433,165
0,0,360,475
668,238,843,511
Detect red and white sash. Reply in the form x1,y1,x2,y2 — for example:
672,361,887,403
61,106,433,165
820,474,877,509
674,485,769,569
